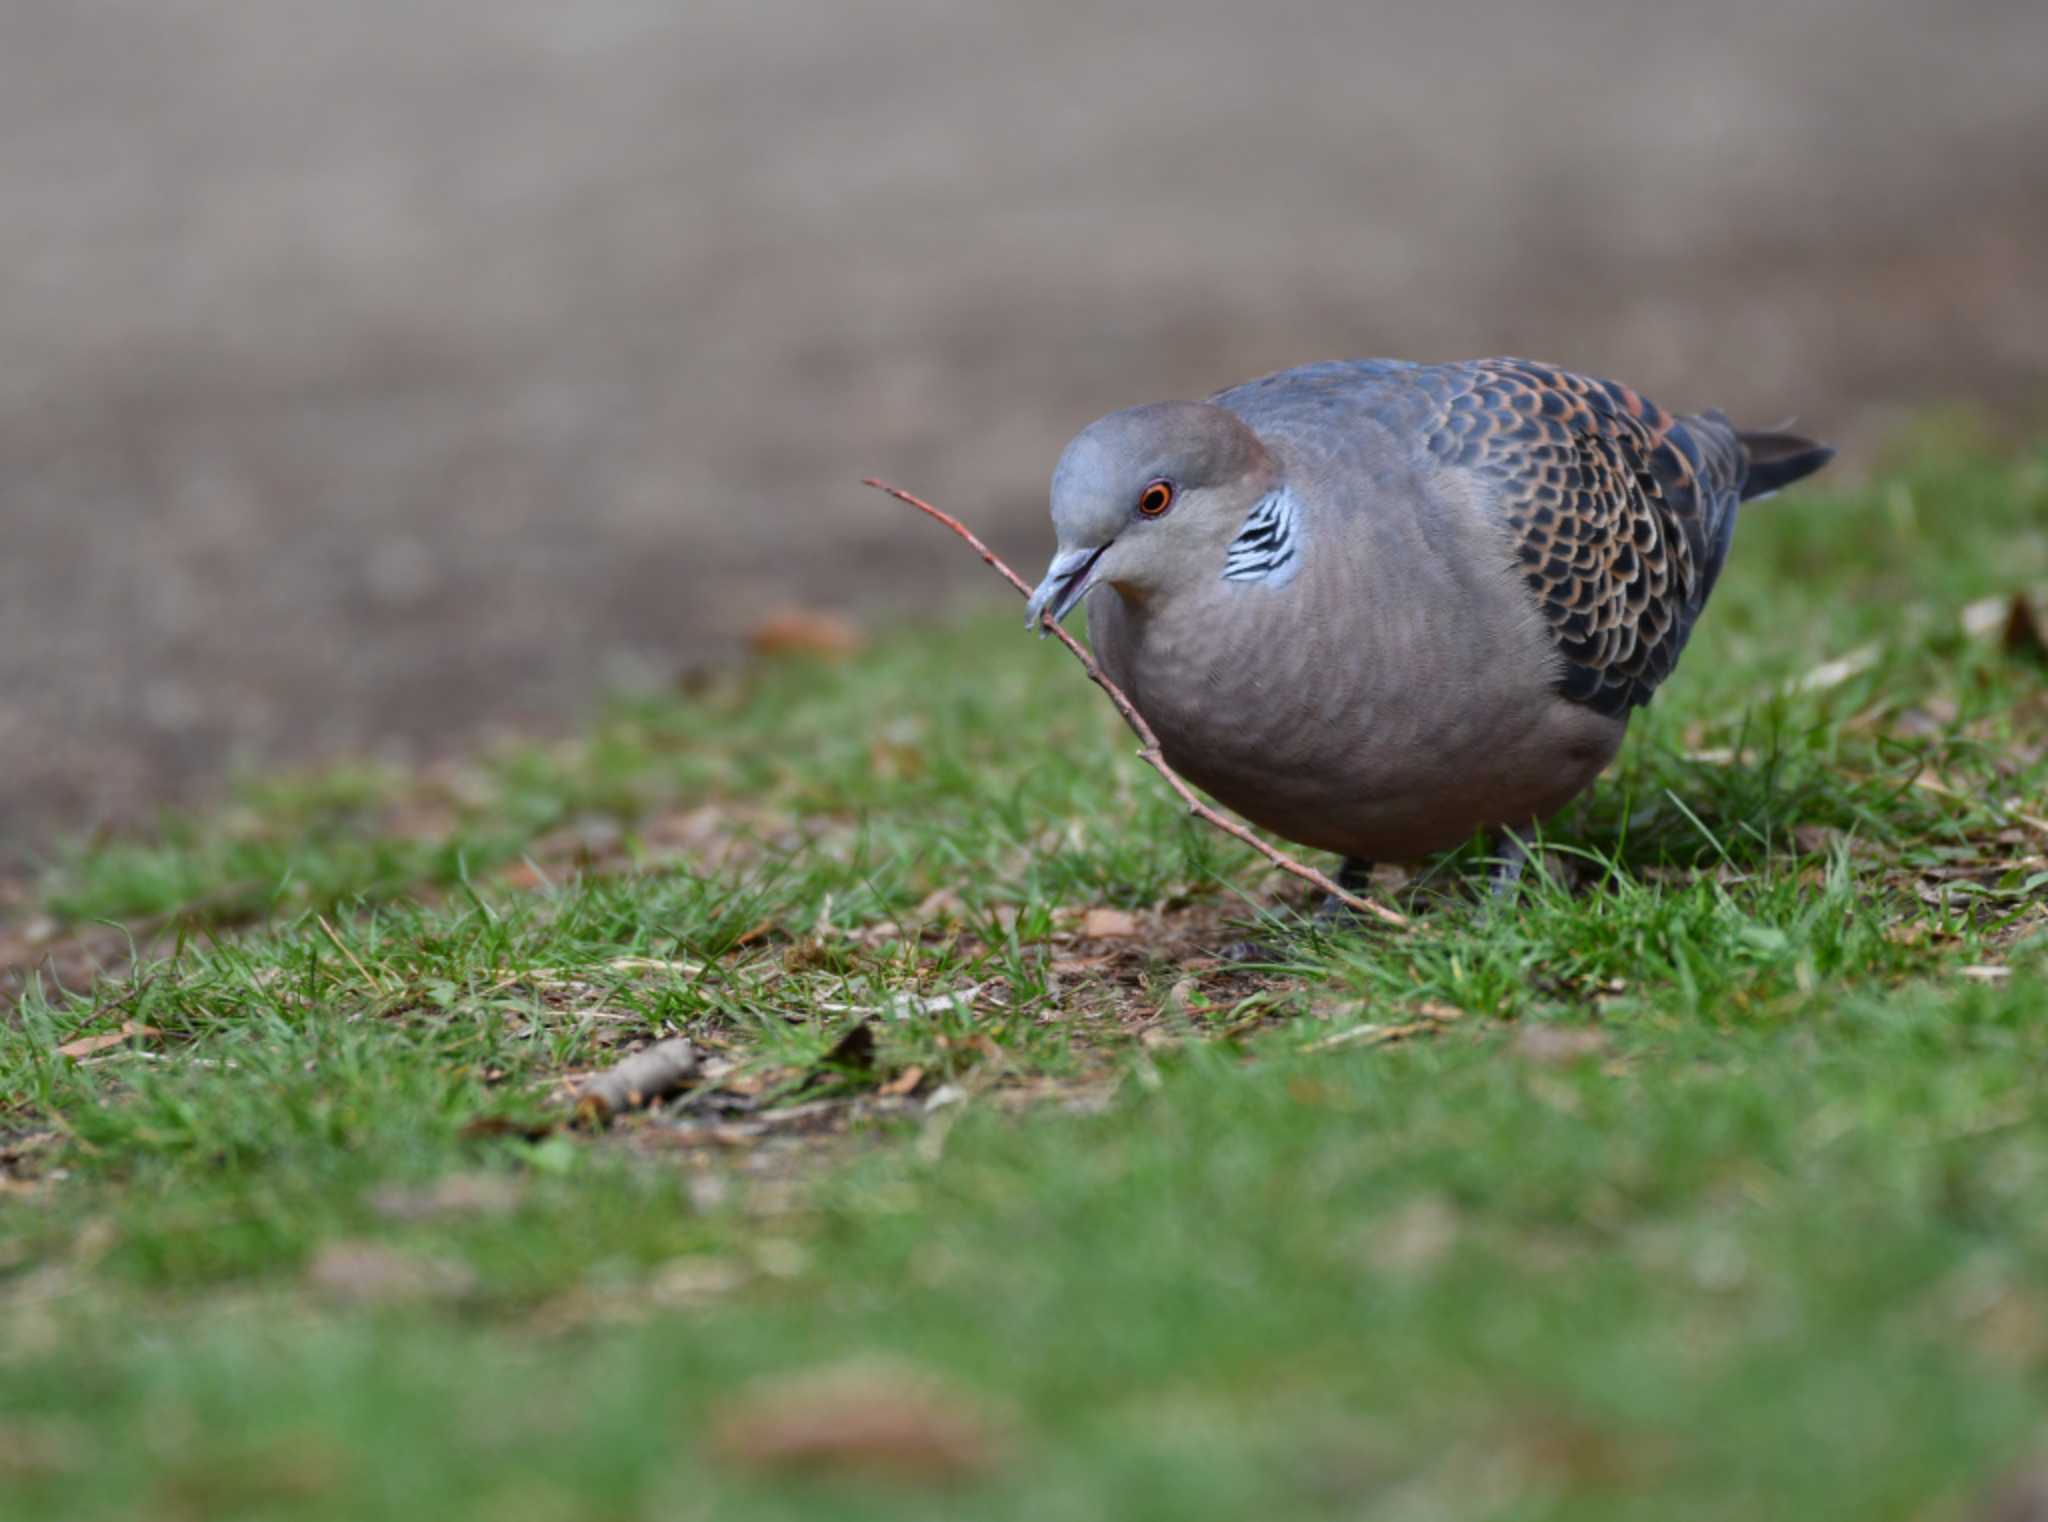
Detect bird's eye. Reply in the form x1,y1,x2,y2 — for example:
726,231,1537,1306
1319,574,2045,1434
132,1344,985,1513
1136,479,1176,518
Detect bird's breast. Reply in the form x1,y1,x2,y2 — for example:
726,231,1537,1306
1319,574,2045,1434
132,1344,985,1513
1085,545,1624,859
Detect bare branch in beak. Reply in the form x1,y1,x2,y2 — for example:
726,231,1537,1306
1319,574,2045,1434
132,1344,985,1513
1024,544,1109,634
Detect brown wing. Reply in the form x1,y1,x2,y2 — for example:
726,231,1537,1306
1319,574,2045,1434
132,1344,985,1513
1423,358,1744,716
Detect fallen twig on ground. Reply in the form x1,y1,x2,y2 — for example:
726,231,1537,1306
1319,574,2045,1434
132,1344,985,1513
575,1037,700,1125
863,479,1406,927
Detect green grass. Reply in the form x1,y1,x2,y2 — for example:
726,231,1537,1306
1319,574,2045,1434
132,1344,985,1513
4,426,2048,1519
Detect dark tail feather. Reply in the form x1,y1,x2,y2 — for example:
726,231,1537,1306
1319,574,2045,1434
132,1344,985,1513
1738,429,1835,501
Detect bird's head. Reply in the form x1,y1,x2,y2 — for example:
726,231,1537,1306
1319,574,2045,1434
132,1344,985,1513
1026,401,1279,631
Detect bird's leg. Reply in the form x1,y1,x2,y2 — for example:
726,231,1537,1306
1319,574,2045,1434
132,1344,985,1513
1488,828,1532,899
1221,857,1377,962
1314,857,1377,922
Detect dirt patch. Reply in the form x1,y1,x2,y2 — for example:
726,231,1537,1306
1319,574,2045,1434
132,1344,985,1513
2,0,2045,861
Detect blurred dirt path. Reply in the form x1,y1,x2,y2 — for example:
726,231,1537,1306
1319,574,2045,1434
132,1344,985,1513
3,0,2043,859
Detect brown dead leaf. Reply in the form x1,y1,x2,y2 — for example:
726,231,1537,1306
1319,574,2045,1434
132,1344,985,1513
782,936,848,973
1794,643,1880,693
1884,920,1946,947
1049,951,1115,974
878,1064,927,1098
932,1032,1003,1064
1964,591,2048,662
458,1114,559,1143
1963,595,2013,640
808,1021,877,1084
2003,593,2048,660
708,1360,1005,1486
1079,907,1140,939
55,1021,161,1059
747,609,865,660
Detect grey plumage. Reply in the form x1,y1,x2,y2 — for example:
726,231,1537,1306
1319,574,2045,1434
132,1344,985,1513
1026,357,1833,867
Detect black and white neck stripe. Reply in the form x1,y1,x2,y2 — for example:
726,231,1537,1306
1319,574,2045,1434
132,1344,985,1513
1221,488,1302,586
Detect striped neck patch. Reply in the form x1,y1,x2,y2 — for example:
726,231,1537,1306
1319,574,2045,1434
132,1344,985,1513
1221,488,1302,585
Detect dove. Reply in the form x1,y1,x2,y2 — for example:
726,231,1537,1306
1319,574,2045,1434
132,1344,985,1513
1025,358,1832,897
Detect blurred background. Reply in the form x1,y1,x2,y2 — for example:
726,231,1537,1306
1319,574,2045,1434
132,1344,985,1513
3,0,2043,863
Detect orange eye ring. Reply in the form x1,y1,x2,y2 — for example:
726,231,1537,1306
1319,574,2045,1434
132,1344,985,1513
1136,479,1175,517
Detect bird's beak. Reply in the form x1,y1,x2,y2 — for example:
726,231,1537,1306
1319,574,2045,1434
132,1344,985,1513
1024,543,1109,634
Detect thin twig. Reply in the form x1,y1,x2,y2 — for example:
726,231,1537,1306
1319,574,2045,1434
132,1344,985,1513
863,478,1407,928
575,1037,701,1126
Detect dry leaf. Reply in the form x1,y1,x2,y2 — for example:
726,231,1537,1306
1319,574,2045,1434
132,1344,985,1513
868,738,925,781
878,1064,926,1098
708,1361,1005,1486
1079,907,1139,939
1049,951,1114,975
932,1031,1003,1063
55,1021,161,1059
746,609,865,660
1962,591,2048,661
1794,643,1880,693
2003,593,2048,660
458,1114,558,1143
815,1020,876,1077
1963,595,2013,639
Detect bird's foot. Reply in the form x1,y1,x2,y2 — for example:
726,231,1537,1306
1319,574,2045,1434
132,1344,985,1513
1314,857,1379,925
1220,860,1378,962
1488,829,1531,900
